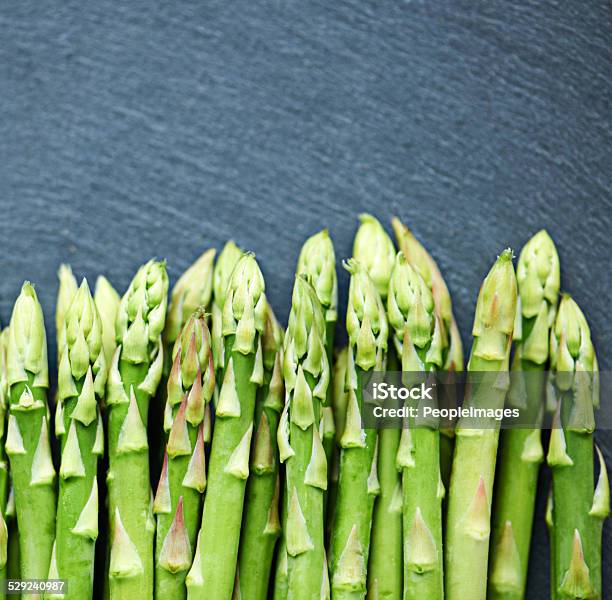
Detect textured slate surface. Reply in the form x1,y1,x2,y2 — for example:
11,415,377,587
1,1,610,596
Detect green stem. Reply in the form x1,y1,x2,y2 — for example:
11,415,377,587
236,351,283,600
108,362,154,600
56,392,101,599
286,373,326,600
272,495,289,600
367,349,402,600
330,372,378,600
189,339,257,599
444,250,516,600
402,427,443,599
367,427,401,599
8,378,56,599
154,424,202,600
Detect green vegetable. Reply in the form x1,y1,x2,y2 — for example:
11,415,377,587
153,249,215,486
154,311,215,599
211,241,243,382
331,347,349,445
54,280,107,599
0,328,10,599
106,261,169,600
187,254,266,599
352,214,401,600
235,307,284,600
296,230,338,522
325,347,349,544
5,283,57,597
547,296,608,599
279,275,331,600
387,252,448,599
56,265,79,356
392,217,464,490
353,214,395,300
93,274,119,600
164,249,216,352
330,259,387,600
95,276,121,367
489,230,560,599
444,250,517,600
366,345,402,600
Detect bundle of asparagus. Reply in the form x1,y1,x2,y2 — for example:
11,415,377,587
0,215,606,600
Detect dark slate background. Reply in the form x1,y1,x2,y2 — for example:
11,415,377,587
1,1,610,596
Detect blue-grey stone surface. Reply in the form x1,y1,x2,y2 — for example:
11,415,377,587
1,1,610,596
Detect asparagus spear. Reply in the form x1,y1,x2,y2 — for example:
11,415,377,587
211,241,243,383
56,265,79,356
278,274,331,600
164,249,216,353
547,296,608,599
351,215,401,600
106,260,168,600
93,275,120,600
154,311,215,600
95,276,121,367
489,230,560,599
297,230,338,479
235,306,284,600
353,215,396,300
153,250,216,481
392,217,464,490
0,328,9,599
186,253,266,599
54,280,107,599
325,347,349,538
330,259,387,600
5,283,57,596
387,252,448,599
444,250,517,600
331,347,349,445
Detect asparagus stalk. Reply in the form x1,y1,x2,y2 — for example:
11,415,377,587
54,280,107,599
164,249,216,353
332,347,349,445
392,217,464,490
5,283,57,597
353,215,396,300
186,253,266,599
153,250,216,482
211,241,243,383
351,215,401,600
95,276,121,367
154,311,215,600
330,259,387,600
106,260,169,600
444,250,517,600
235,306,284,600
325,347,349,542
278,274,331,600
93,275,120,600
56,265,79,356
489,230,560,599
547,296,608,599
387,253,448,599
0,328,9,598
296,230,338,522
